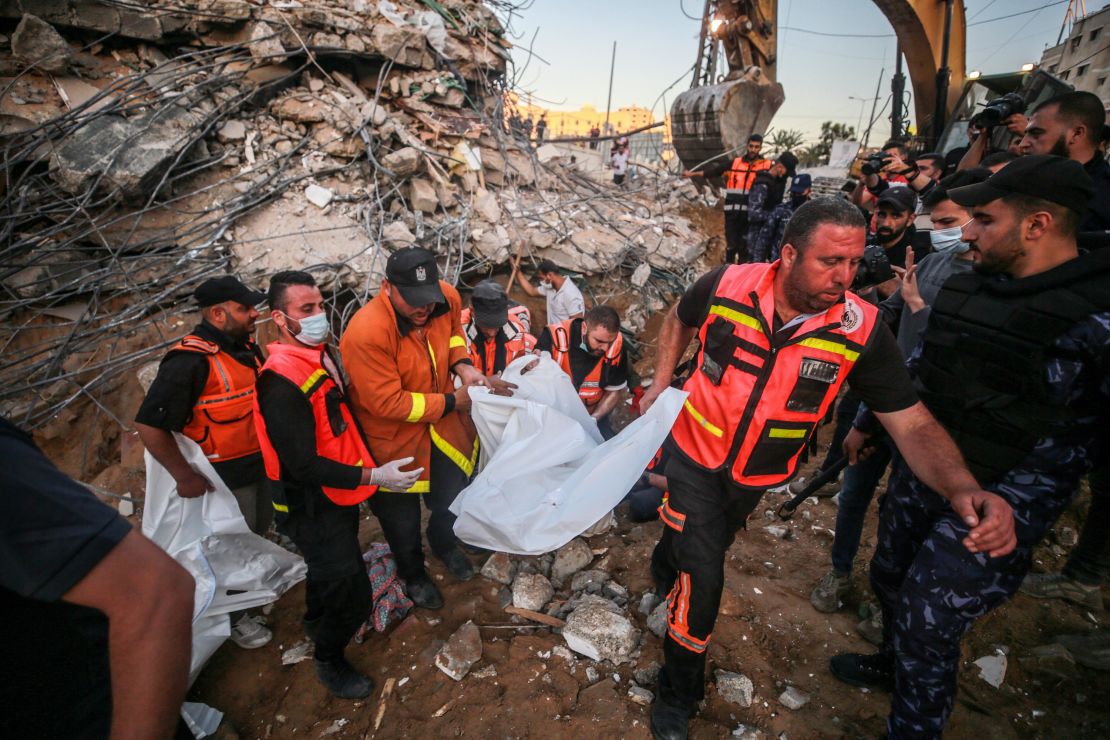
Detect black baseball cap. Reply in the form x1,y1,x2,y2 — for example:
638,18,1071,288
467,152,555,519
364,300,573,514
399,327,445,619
948,154,1093,216
386,247,444,306
195,276,265,308
777,151,798,177
471,280,508,328
876,185,916,214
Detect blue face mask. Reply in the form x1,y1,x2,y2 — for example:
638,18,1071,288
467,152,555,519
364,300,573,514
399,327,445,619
929,219,972,254
286,311,329,346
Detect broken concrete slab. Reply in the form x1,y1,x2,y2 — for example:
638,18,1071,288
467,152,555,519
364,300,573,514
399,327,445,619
472,187,500,223
304,184,334,209
217,120,247,143
13,14,71,74
409,178,437,213
480,552,516,586
715,670,754,707
381,146,422,177
646,601,667,639
551,537,593,583
627,686,653,705
562,605,640,664
370,23,430,68
248,21,285,62
778,686,809,710
434,620,482,681
570,569,609,594
512,572,554,612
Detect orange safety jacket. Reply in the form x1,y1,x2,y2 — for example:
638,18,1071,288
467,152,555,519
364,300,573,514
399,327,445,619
340,281,478,493
460,307,537,375
173,334,260,463
724,156,771,195
671,262,879,490
254,342,378,507
508,304,532,333
548,319,624,411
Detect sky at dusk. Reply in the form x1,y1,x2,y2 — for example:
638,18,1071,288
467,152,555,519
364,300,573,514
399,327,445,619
504,0,1071,144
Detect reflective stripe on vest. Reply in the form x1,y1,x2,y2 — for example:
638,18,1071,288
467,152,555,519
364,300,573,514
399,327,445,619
670,263,878,489
724,157,771,193
254,342,378,506
548,319,623,410
173,335,260,462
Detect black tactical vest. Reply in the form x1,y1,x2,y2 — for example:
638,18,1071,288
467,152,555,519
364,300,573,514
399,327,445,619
916,248,1110,485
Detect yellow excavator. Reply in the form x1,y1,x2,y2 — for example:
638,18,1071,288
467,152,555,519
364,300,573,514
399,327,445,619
671,1,1069,176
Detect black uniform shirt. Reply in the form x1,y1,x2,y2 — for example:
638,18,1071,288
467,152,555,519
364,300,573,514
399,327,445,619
1082,152,1110,234
536,318,630,392
0,417,131,738
135,321,264,488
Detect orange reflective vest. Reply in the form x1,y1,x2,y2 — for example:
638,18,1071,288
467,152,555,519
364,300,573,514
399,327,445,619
548,319,624,411
460,308,537,375
508,304,532,333
173,334,260,463
725,157,771,194
671,263,879,489
254,342,378,507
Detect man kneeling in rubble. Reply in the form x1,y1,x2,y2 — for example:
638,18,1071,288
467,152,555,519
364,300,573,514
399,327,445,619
536,305,630,440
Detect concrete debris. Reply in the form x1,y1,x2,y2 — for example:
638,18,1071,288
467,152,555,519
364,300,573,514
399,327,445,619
304,184,334,209
634,662,661,686
602,581,629,604
552,538,593,582
434,621,482,681
585,665,600,683
562,605,640,664
647,601,668,639
628,686,654,705
716,670,755,707
382,146,423,177
512,573,554,612
732,725,768,739
638,592,660,616
281,641,313,665
12,15,71,74
480,553,516,586
974,652,1007,688
778,686,810,710
631,262,651,287
763,525,790,540
409,178,438,213
217,120,247,144
570,569,610,594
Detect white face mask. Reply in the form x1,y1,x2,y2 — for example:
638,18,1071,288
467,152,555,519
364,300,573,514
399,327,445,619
285,311,329,346
541,280,553,290
929,219,973,254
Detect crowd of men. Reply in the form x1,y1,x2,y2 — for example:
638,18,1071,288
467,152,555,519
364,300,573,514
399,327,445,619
3,90,1108,739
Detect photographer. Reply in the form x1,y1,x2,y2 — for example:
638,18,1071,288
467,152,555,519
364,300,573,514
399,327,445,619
860,144,941,211
1020,90,1110,233
957,93,1028,172
852,140,911,210
866,187,931,300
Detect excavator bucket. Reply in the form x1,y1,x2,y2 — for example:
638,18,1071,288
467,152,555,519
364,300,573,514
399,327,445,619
670,70,785,177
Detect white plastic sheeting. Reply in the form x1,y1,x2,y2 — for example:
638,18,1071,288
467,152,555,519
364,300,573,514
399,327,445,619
450,355,686,555
142,434,306,685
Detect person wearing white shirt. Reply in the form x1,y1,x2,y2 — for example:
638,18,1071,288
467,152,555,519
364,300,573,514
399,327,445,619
513,258,585,325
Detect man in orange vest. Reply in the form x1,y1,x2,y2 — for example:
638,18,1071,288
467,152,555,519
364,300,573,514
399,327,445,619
134,275,273,650
341,248,514,610
536,305,629,439
255,271,421,699
723,133,771,264
462,280,536,375
639,198,1015,740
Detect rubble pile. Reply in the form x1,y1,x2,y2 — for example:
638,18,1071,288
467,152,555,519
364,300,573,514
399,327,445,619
0,2,710,440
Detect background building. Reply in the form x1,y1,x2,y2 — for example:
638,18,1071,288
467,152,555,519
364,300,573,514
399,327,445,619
1040,3,1110,111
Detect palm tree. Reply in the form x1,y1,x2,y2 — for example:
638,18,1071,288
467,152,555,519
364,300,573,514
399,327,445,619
766,128,806,157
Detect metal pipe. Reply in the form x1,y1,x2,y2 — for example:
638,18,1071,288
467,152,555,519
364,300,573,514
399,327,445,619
604,41,616,136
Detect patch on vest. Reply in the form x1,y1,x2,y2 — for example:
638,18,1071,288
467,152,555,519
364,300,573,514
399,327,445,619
840,299,863,333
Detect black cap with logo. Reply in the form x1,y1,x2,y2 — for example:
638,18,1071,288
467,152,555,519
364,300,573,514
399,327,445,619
471,280,509,329
386,247,445,306
776,151,798,178
195,276,266,308
948,154,1093,216
876,185,917,214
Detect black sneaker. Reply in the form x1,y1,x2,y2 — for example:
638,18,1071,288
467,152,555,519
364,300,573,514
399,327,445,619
405,575,444,610
314,657,373,699
829,652,894,692
650,700,689,740
438,547,476,582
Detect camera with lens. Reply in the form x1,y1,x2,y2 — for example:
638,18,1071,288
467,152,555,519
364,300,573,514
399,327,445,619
971,92,1026,128
860,152,892,176
852,243,895,291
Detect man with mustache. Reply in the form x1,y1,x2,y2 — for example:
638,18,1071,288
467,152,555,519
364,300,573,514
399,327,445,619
867,186,932,300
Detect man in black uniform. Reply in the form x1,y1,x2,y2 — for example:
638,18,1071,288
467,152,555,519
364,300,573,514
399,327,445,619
1,417,193,738
135,275,273,649
639,197,1012,740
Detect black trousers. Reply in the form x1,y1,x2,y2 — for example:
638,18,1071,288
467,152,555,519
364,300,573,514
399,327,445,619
723,195,749,264
650,453,765,711
368,445,469,581
277,499,370,663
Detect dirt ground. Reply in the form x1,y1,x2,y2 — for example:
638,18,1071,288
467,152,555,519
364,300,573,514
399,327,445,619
35,201,1109,738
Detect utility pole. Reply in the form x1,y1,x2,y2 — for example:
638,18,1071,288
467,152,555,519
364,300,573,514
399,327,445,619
932,0,954,149
862,66,884,150
604,41,617,136
890,43,905,140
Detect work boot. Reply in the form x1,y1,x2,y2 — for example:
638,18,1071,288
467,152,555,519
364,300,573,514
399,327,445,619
829,652,894,692
1020,572,1103,610
810,569,852,613
1054,631,1110,671
438,547,476,582
230,614,272,649
787,474,839,498
650,700,689,740
855,605,884,647
405,575,444,610
314,657,373,699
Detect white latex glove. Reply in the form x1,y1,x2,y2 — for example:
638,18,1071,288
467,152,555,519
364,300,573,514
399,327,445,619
369,456,424,490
